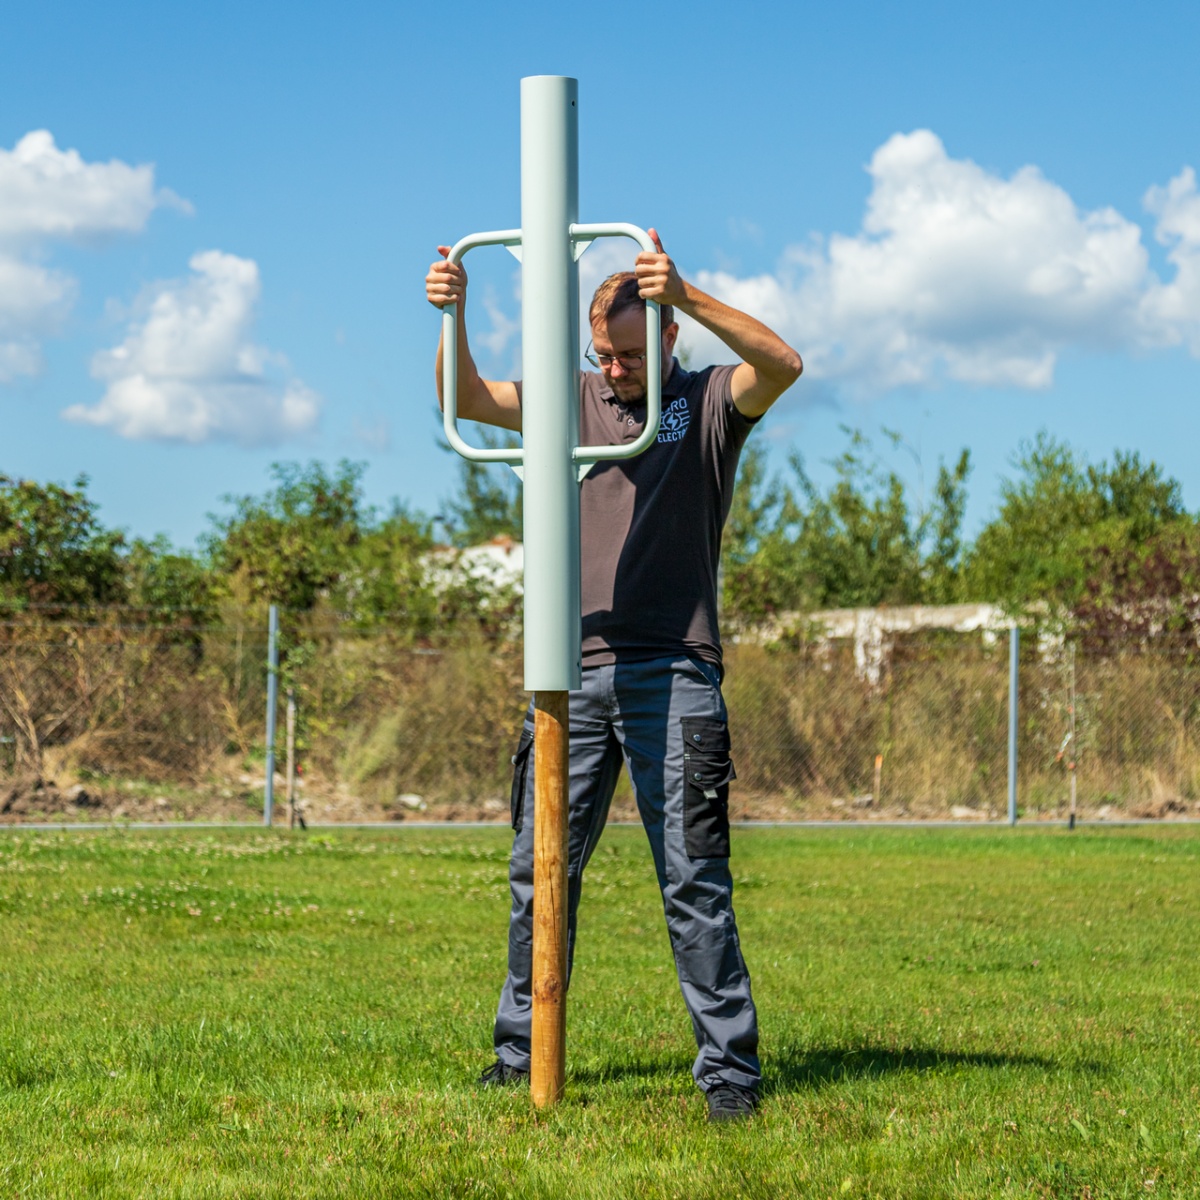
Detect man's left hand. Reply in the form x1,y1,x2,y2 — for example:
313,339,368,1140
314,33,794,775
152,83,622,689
635,228,687,309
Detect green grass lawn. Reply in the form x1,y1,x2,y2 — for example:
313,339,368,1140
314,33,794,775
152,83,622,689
1,825,1198,1198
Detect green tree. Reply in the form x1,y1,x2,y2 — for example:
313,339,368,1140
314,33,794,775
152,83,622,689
203,461,457,628
721,441,781,617
790,432,923,608
440,427,522,547
123,536,215,617
332,501,437,626
205,461,370,611
965,434,1185,611
720,428,974,621
1073,523,1200,645
0,474,126,608
1087,449,1184,540
922,449,972,604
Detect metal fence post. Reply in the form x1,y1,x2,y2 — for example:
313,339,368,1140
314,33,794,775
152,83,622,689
263,604,279,827
286,687,297,829
1008,623,1019,826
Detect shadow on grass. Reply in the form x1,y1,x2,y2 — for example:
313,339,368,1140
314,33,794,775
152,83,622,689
764,1045,1068,1094
572,1044,1100,1093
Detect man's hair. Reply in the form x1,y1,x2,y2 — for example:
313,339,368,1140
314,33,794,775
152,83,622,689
589,271,674,330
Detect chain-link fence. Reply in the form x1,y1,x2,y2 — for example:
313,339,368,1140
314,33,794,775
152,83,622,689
726,631,1200,820
2,607,1198,823
0,608,270,821
1017,633,1200,819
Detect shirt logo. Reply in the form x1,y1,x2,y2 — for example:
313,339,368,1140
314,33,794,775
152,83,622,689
657,396,690,443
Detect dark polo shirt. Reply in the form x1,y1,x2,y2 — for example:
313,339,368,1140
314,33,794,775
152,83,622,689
577,358,758,674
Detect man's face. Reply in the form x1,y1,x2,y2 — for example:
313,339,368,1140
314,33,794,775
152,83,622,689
590,308,679,405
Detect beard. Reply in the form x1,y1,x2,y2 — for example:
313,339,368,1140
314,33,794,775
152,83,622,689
609,376,646,405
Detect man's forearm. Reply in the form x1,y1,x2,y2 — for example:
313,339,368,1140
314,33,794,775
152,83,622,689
677,282,802,383
434,311,482,411
433,309,522,430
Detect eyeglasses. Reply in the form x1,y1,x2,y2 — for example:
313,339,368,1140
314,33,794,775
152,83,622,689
585,341,646,371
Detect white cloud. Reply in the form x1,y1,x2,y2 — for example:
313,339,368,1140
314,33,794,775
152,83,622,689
0,339,43,383
65,250,320,445
0,130,186,380
0,130,187,243
351,415,391,451
0,257,75,381
1140,167,1200,355
476,282,522,361
681,131,1200,396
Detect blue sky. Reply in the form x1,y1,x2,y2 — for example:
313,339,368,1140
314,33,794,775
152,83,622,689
2,0,1199,549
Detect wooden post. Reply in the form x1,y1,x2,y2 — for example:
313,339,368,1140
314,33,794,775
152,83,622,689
531,690,569,1107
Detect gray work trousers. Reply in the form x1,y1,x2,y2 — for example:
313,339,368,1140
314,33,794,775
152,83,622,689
493,655,760,1093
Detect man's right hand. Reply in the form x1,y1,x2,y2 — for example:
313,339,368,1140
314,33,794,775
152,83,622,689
429,243,522,431
426,246,467,310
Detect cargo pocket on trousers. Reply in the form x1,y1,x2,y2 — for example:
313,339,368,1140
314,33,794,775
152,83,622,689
510,728,533,833
681,716,736,858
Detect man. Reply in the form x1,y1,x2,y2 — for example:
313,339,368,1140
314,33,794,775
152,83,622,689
425,231,802,1121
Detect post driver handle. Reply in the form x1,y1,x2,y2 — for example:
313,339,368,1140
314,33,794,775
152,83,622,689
570,223,662,465
442,223,663,468
442,229,525,465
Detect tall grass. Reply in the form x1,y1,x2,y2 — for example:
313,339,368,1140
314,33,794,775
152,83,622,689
0,605,267,784
724,638,1010,811
3,612,1200,820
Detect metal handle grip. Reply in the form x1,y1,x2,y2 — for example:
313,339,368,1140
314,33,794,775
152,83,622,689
569,223,662,465
442,229,525,464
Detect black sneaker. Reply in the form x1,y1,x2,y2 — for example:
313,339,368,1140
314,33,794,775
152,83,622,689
477,1059,529,1088
705,1082,758,1123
